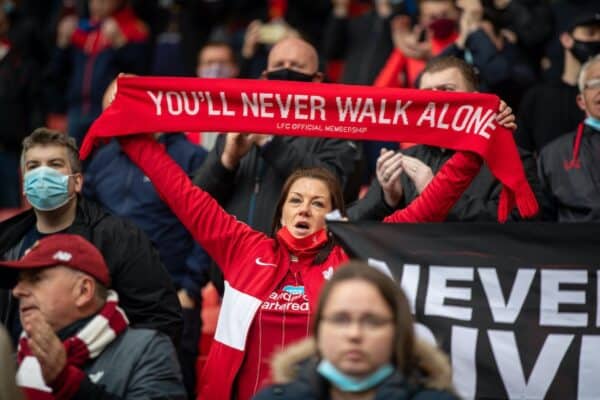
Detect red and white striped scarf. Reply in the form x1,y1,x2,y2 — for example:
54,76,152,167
15,291,128,400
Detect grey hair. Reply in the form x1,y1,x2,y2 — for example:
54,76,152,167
578,54,600,92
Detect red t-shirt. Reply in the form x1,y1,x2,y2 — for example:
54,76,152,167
236,256,312,399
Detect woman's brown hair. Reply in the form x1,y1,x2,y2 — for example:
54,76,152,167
271,167,346,265
313,261,417,378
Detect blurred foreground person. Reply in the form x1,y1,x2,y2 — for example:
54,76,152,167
254,261,457,400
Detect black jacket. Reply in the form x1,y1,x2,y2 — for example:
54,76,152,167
515,81,583,154
537,124,600,222
0,197,182,345
253,338,458,400
348,145,542,222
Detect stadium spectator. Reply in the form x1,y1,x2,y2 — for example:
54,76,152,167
0,128,182,346
111,124,481,399
48,0,149,146
0,234,186,400
516,12,599,154
348,56,539,222
537,54,600,221
84,77,209,398
439,0,537,108
254,261,457,400
0,2,44,208
192,37,358,293
191,40,240,150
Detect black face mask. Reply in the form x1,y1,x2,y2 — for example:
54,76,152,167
265,68,315,82
570,40,600,64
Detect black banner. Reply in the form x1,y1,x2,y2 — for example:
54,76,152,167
329,222,600,400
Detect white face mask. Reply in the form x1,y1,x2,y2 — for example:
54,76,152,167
197,63,235,79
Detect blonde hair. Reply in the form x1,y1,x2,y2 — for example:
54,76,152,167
0,326,24,400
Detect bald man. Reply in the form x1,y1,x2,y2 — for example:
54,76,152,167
192,37,358,293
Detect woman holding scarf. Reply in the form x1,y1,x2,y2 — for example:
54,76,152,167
116,131,481,399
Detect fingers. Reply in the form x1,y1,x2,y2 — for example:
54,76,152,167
387,164,404,184
378,152,403,184
496,101,517,130
400,155,423,176
376,148,396,169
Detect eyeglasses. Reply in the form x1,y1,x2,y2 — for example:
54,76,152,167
583,78,600,91
321,313,394,331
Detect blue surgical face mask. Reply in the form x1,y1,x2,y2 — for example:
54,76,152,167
23,166,74,211
584,116,600,131
317,359,394,392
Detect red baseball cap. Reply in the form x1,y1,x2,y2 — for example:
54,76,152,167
0,234,110,288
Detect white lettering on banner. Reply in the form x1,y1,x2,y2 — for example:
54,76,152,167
147,90,237,117
437,103,451,129
425,266,474,321
414,322,437,345
148,90,163,115
275,93,292,118
415,102,495,139
479,268,536,324
540,270,588,327
378,99,391,124
335,97,412,125
465,108,493,136
387,263,598,399
241,92,259,116
220,92,235,116
240,92,325,120
366,258,394,279
452,326,478,400
310,96,326,121
578,336,600,400
183,92,200,114
393,100,412,125
417,102,436,127
166,91,182,115
452,105,473,131
357,98,376,123
400,264,420,314
259,93,275,118
336,97,363,122
488,331,574,400
294,94,309,120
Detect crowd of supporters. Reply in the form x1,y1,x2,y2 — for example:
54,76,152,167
0,0,599,399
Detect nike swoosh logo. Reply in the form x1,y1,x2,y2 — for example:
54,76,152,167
89,371,104,383
255,257,277,267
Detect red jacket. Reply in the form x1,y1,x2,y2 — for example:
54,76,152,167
119,136,481,399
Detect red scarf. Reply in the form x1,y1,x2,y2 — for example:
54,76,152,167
16,291,129,400
276,227,329,257
80,77,538,222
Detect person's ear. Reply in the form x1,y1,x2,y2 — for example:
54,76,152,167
74,275,96,308
71,172,84,194
576,93,587,112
